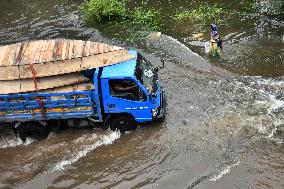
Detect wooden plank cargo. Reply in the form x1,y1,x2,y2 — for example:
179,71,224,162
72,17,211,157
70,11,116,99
0,39,135,94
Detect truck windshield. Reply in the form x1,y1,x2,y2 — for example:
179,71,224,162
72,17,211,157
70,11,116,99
135,53,158,97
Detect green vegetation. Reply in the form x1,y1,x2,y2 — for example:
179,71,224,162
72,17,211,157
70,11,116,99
171,2,260,31
133,7,162,31
82,0,162,31
82,0,129,23
172,4,225,26
236,2,258,20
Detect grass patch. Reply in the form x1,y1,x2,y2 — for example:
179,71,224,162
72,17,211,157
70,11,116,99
173,4,225,26
82,0,162,31
133,7,162,31
171,2,264,28
232,1,257,20
82,0,129,23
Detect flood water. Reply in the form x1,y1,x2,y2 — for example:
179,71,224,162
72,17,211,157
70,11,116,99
0,0,284,188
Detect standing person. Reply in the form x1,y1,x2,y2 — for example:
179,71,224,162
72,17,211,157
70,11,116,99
210,24,222,50
205,23,223,57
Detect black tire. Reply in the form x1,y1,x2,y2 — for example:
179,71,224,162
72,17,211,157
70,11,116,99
15,122,50,142
109,116,137,132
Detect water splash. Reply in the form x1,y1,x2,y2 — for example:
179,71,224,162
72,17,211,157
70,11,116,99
51,131,121,171
0,137,34,148
267,94,284,114
229,77,284,141
209,161,240,182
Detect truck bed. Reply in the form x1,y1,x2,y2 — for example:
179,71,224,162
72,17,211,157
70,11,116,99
0,89,99,122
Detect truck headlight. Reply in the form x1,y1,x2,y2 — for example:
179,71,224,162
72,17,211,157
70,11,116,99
152,108,159,117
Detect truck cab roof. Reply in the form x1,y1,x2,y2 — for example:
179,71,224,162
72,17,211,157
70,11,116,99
101,50,138,79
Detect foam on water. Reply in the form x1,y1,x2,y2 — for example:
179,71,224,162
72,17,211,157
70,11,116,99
209,161,240,182
267,94,284,113
0,131,58,149
210,76,284,146
0,137,34,148
235,77,284,112
235,77,284,141
252,78,284,115
51,131,121,171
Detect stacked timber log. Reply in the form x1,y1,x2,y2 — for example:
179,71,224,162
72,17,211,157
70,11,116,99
0,39,134,94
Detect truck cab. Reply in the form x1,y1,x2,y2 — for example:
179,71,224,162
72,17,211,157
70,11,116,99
100,50,165,130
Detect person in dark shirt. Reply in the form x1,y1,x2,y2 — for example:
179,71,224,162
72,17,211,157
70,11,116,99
210,24,223,50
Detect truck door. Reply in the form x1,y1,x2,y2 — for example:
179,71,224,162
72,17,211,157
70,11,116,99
104,79,152,122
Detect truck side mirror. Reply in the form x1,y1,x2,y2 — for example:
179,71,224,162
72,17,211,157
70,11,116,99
161,58,165,68
154,58,165,72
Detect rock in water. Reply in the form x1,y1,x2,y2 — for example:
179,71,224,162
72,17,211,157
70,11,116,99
148,32,162,40
192,33,204,40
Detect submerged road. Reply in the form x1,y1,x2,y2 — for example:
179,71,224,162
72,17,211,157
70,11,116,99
0,1,284,188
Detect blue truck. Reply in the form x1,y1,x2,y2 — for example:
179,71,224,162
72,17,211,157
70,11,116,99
0,49,165,141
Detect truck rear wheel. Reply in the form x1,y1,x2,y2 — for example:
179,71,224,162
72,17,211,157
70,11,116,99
109,116,137,132
15,122,50,142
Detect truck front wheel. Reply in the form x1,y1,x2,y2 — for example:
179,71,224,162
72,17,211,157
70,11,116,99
109,116,137,132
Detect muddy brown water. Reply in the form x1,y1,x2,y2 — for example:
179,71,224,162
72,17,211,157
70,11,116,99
0,0,284,188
